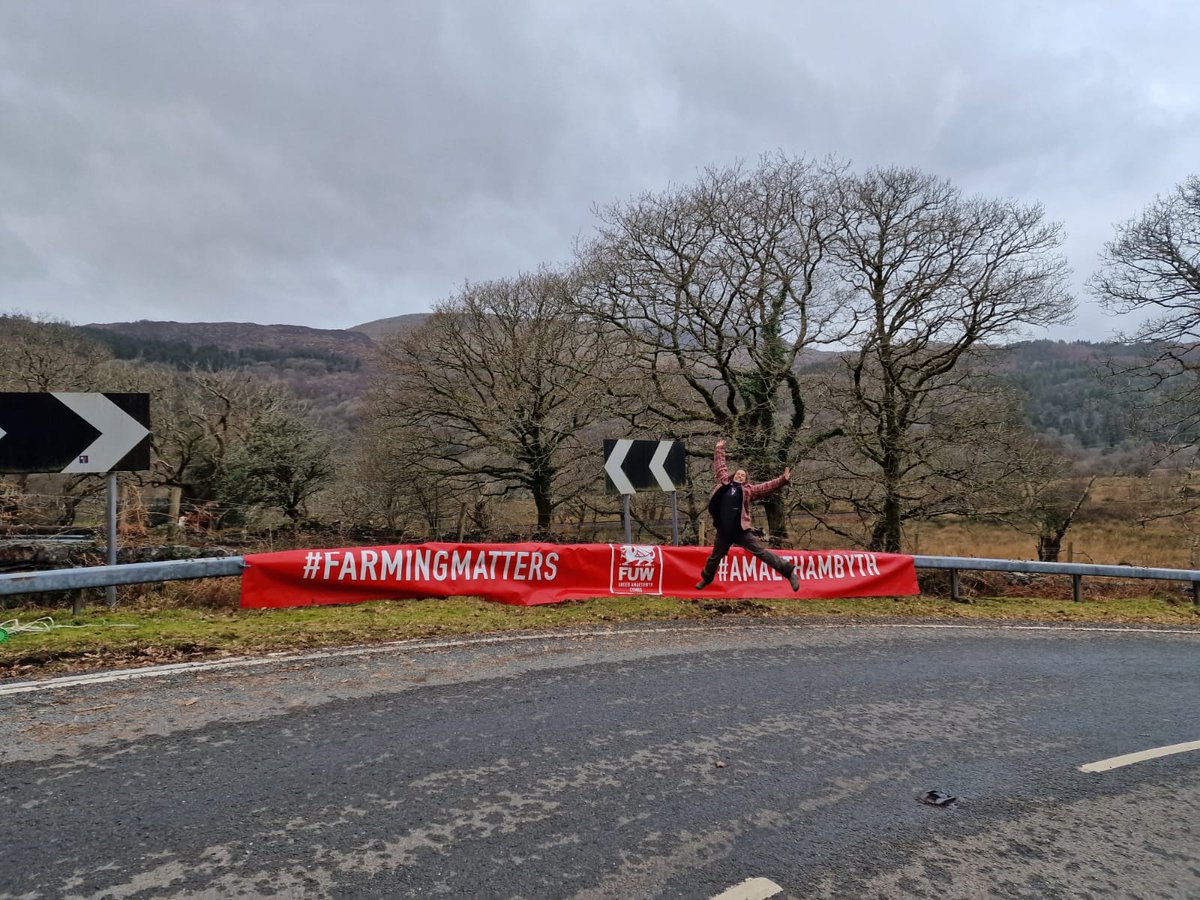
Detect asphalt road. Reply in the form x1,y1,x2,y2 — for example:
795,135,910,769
2,620,1198,899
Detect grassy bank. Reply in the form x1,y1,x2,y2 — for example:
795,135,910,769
4,586,1199,679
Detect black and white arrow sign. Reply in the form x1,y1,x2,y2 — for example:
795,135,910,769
0,393,151,474
603,439,687,495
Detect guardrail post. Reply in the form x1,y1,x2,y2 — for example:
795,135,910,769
73,589,84,616
950,568,961,602
1072,574,1083,603
1193,581,1199,606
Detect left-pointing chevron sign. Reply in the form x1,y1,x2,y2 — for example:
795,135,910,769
603,439,687,495
0,392,151,474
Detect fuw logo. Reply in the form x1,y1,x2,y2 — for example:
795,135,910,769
610,544,664,595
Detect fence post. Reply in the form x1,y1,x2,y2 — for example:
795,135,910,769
167,486,182,536
456,502,468,542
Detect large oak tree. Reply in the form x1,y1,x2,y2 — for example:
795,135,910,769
576,155,847,538
811,167,1073,552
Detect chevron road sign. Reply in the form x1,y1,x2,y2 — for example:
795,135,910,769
603,439,687,495
0,392,151,474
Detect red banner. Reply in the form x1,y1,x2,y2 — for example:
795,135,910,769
240,542,919,609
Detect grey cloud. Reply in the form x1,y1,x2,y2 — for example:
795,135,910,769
0,0,1197,335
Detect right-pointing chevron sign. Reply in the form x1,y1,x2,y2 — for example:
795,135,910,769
603,439,687,495
0,392,151,474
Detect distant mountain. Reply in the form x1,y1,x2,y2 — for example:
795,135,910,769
84,320,374,358
82,320,381,432
349,313,430,341
81,316,433,361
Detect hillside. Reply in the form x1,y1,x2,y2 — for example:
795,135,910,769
349,313,430,341
83,320,374,362
999,340,1145,450
78,322,1155,451
83,320,383,431
798,339,1148,451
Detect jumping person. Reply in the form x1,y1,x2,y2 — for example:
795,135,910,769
696,439,800,592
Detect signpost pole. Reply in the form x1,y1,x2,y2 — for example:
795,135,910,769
623,494,631,544
106,472,118,608
670,490,679,546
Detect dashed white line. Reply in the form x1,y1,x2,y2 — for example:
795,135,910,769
712,876,784,899
1080,740,1200,773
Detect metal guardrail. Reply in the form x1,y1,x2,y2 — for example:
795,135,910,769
0,553,1197,603
913,555,1200,604
0,557,246,597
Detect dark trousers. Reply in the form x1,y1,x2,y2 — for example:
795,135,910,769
698,529,794,585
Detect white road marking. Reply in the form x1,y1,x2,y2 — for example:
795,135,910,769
712,877,783,899
2,620,1198,697
1080,740,1200,773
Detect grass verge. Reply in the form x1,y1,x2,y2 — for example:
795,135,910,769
4,588,1199,679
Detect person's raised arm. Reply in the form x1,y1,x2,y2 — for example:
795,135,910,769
714,439,729,483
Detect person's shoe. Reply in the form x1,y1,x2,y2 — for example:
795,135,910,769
695,579,710,590
787,567,800,592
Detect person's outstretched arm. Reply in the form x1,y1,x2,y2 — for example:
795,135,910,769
747,466,791,498
713,438,731,484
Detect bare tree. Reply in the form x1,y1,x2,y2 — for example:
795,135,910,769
107,364,338,527
1027,476,1095,562
0,312,113,391
966,430,1096,561
814,167,1073,552
1091,175,1200,451
801,377,1054,549
338,420,469,538
371,270,622,534
106,366,302,521
576,155,848,538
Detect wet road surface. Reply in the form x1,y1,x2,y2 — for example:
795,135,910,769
2,620,1198,898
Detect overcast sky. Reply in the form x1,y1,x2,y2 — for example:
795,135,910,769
1,1,1197,341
